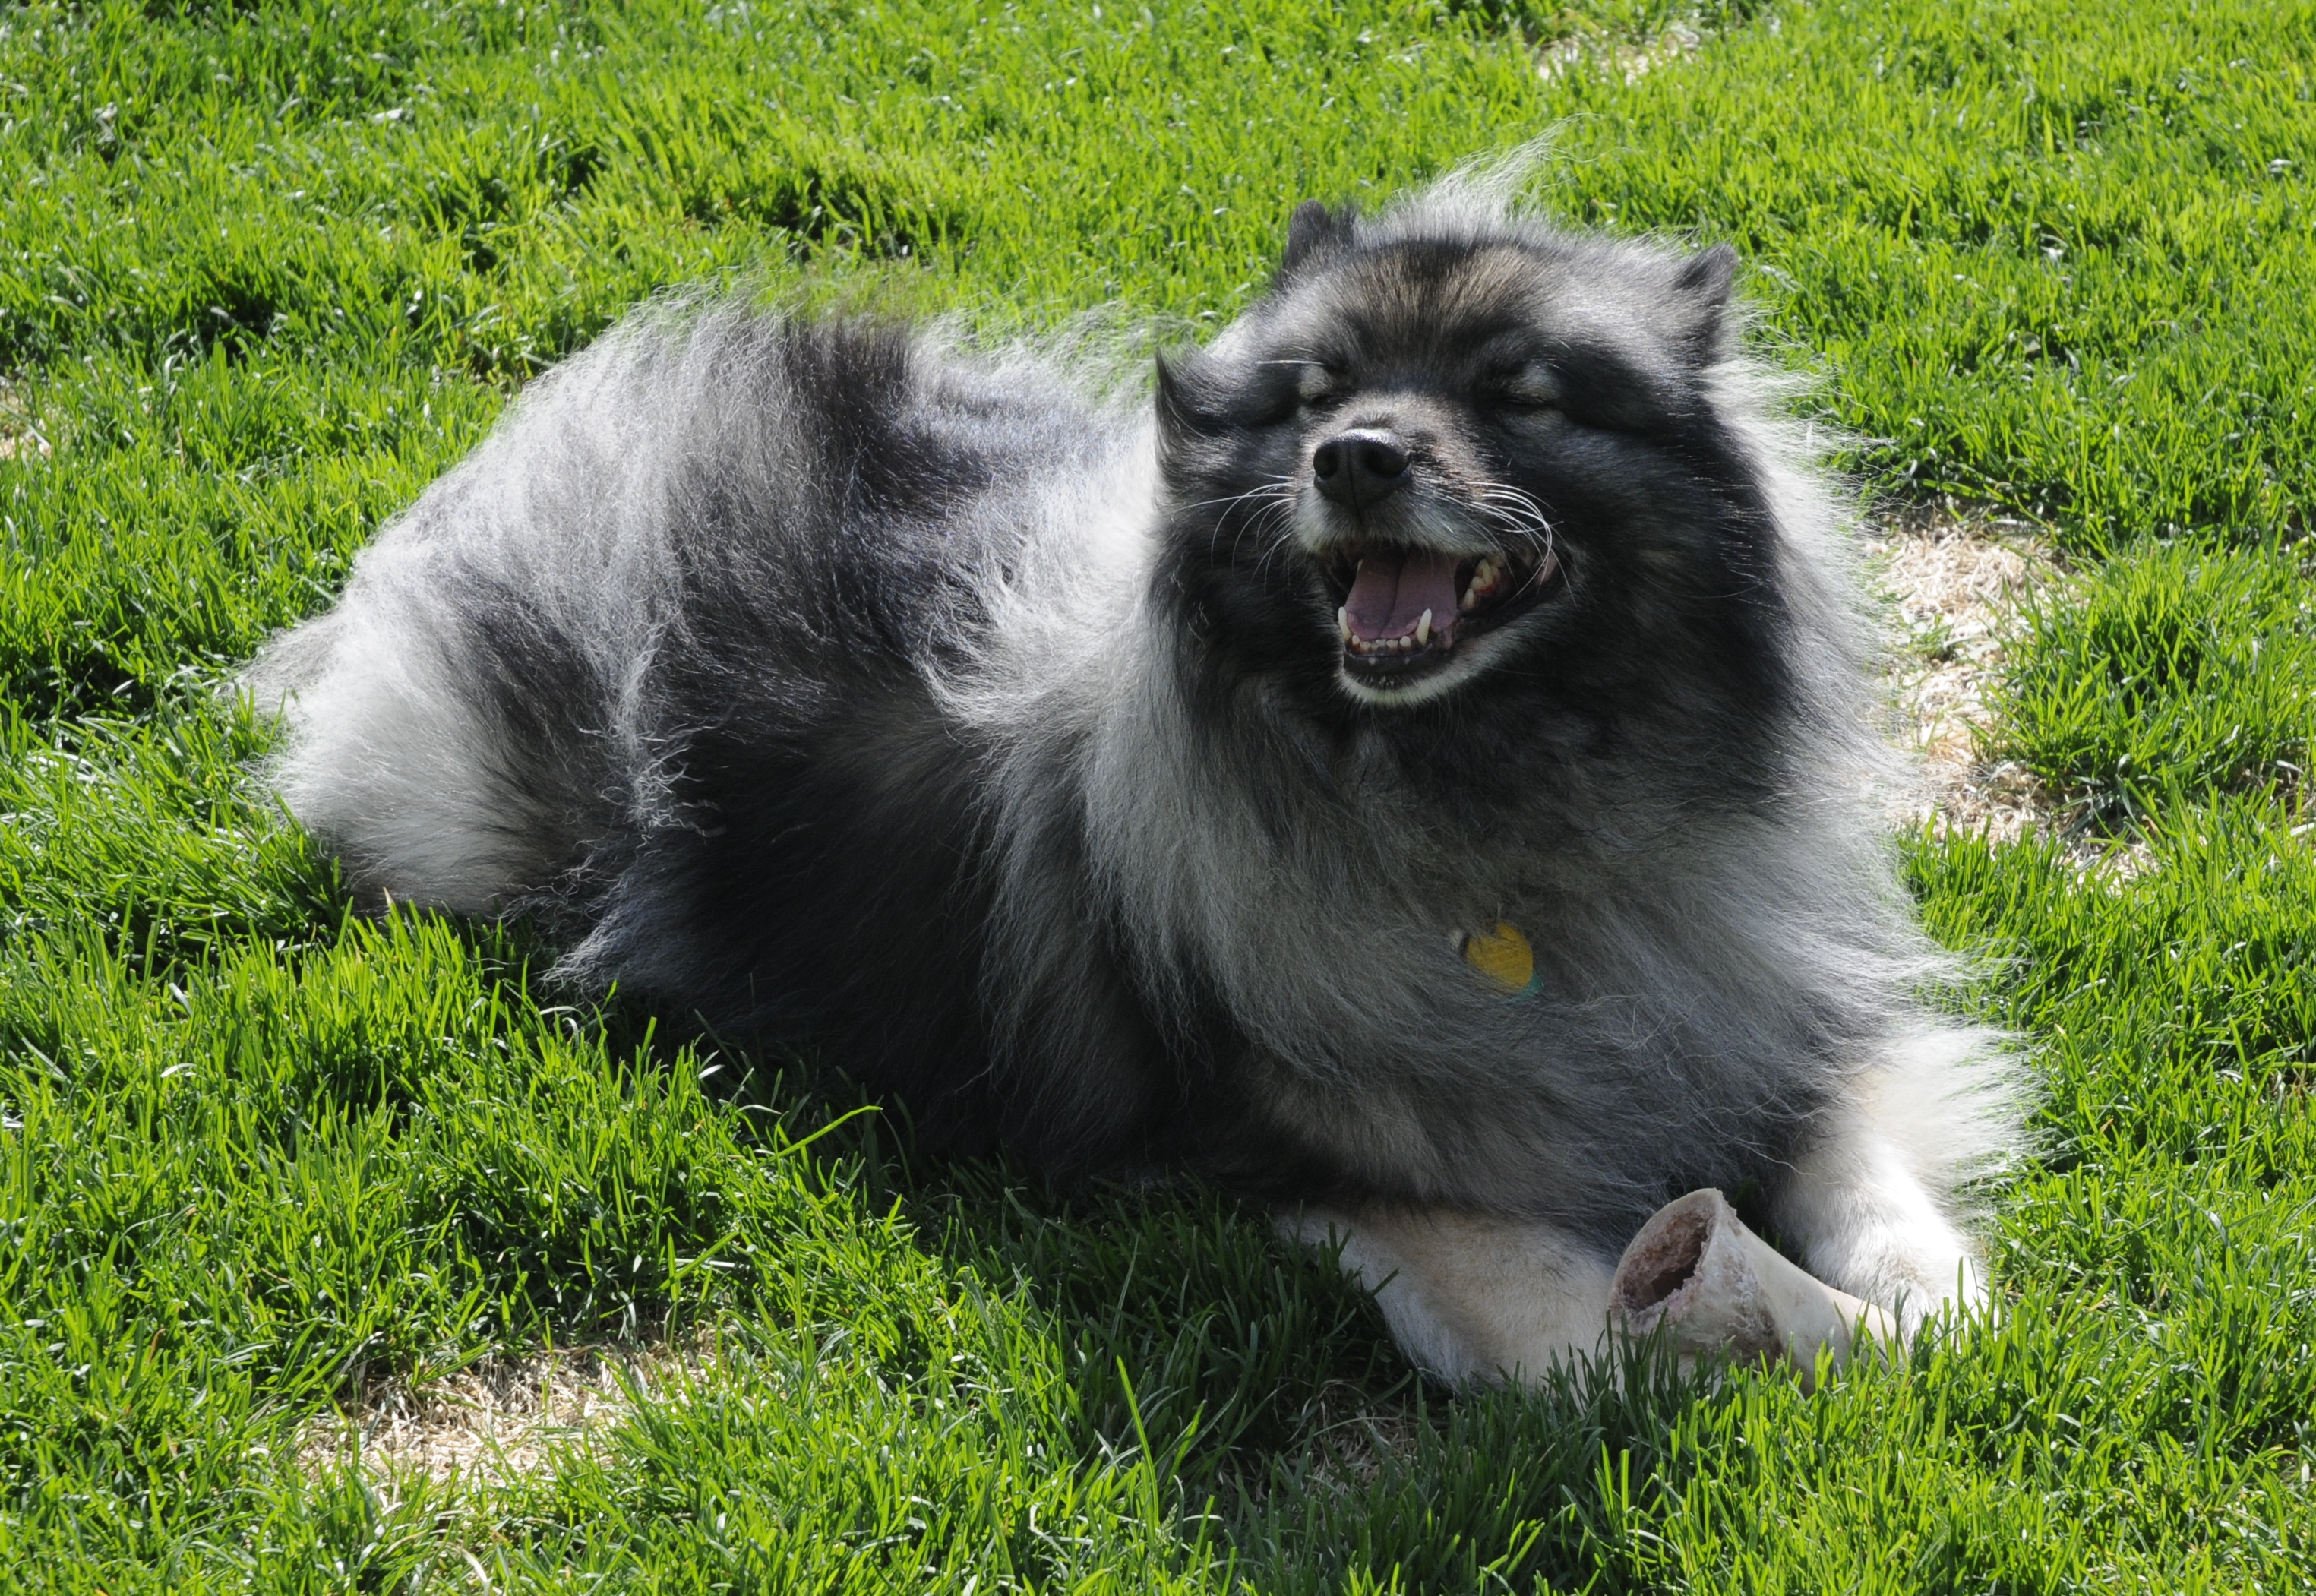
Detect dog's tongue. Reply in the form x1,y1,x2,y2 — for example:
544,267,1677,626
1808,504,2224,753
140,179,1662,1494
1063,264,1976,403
1344,550,1461,640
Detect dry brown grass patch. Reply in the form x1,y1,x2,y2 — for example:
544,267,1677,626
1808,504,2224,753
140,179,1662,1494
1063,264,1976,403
0,380,49,460
1868,506,2059,838
1866,506,2156,880
301,1335,716,1487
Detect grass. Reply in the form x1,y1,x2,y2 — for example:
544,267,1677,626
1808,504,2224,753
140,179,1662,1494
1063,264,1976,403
1,0,2311,1588
1992,539,2314,823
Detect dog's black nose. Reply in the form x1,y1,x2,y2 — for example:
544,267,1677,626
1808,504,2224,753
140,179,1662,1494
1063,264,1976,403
1312,429,1410,507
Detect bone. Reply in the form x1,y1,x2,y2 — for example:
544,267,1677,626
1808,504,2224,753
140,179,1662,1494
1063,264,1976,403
1608,1188,1896,1391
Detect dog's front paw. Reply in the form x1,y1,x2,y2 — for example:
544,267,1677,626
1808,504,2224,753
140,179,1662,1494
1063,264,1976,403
1810,1228,1986,1337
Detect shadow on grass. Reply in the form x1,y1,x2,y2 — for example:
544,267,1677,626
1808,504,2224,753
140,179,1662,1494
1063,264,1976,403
24,803,1733,1589
577,1005,1730,1593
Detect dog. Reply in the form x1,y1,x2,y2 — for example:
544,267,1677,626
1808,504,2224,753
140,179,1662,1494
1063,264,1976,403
248,165,2019,1385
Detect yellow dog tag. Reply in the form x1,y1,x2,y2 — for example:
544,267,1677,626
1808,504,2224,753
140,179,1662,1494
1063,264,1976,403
1461,921,1539,997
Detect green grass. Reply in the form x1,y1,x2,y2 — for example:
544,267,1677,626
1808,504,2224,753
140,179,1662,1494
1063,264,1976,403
1992,540,2314,823
2,0,2313,1588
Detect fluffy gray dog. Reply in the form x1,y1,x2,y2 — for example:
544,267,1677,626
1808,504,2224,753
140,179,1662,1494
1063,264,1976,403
250,167,2019,1384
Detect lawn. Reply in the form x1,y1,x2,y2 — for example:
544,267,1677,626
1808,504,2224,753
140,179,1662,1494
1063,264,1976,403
1,0,2311,1589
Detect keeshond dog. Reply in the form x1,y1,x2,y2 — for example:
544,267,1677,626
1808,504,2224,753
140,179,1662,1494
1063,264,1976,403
249,169,2018,1383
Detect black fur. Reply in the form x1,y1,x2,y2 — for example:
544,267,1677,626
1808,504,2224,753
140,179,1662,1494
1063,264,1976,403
251,184,2004,1258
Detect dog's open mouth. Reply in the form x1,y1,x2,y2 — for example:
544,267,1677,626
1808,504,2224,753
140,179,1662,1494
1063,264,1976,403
1326,544,1559,682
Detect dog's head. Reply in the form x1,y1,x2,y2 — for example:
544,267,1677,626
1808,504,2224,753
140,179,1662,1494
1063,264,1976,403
1154,195,1787,725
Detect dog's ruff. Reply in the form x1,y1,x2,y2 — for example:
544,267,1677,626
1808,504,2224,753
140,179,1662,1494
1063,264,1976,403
247,163,2022,1386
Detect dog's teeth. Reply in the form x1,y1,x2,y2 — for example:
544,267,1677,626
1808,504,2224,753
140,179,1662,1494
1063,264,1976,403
1416,609,1432,646
1338,606,1352,643
1461,555,1499,612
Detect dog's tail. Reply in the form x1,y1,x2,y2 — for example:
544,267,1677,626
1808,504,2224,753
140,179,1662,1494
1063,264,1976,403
240,316,700,915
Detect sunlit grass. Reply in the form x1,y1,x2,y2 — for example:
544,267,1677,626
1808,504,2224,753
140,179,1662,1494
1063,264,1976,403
1,0,2311,1588
1992,539,2314,823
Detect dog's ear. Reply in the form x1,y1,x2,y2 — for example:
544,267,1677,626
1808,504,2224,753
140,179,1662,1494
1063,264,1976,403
1281,199,1356,276
1675,242,1739,307
1154,349,1220,457
1672,242,1740,363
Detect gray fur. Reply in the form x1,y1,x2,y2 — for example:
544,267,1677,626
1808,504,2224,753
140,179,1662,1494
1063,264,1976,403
248,166,2023,1322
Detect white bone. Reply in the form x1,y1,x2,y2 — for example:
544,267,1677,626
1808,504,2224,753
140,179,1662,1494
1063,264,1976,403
1609,1187,1896,1391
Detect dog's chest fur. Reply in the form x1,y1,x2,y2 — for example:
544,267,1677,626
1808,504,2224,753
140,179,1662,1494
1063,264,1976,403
953,583,1852,1237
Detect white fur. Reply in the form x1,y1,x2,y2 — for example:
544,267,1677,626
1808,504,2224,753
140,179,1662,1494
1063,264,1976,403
1283,1207,1618,1386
